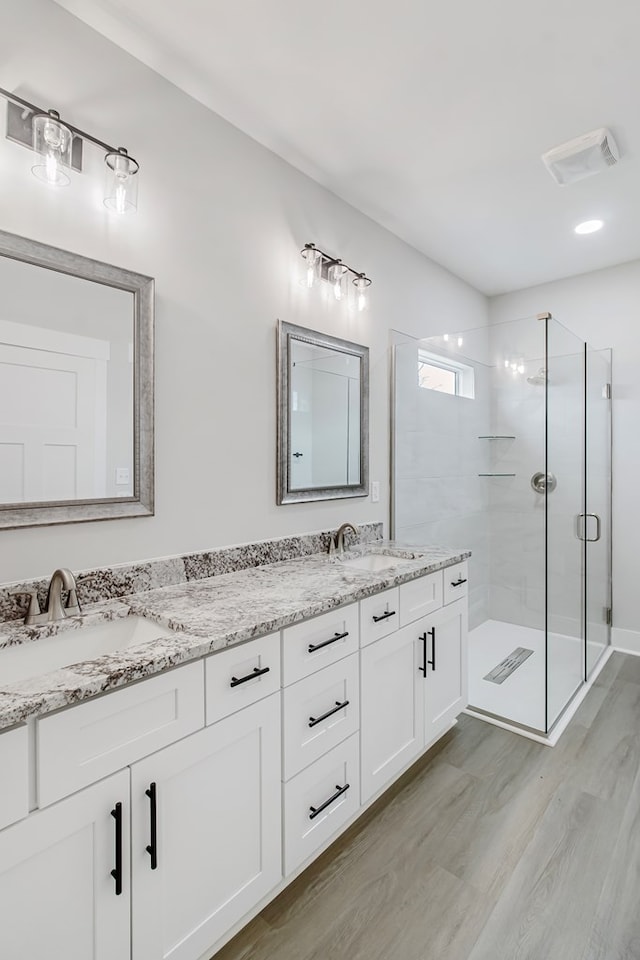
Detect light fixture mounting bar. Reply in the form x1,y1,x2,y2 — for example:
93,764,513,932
0,86,121,155
300,242,372,286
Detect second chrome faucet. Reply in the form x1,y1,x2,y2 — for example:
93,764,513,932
329,522,359,558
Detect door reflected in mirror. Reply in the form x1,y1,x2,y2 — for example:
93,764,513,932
277,321,369,504
0,256,134,505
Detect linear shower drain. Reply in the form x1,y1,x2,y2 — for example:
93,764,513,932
483,647,534,684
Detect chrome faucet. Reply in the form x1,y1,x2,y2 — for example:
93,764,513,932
11,567,81,625
329,522,359,558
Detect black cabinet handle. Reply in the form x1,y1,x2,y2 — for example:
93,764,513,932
309,783,350,820
450,578,467,587
308,631,348,653
145,782,158,870
230,665,271,687
110,802,123,896
308,699,350,728
292,452,304,458
372,610,396,623
419,632,427,677
428,626,436,671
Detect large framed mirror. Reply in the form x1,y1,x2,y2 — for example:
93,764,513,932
0,230,154,529
277,320,369,504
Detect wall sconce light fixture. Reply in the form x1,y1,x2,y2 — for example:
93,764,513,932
301,242,372,311
1,86,140,214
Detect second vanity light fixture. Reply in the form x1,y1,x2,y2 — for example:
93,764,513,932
1,86,140,214
301,242,372,311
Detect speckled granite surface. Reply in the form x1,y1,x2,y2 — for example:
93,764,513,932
0,541,469,731
0,523,381,624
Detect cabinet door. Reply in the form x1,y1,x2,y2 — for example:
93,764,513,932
0,769,130,960
131,693,281,960
360,624,424,804
422,598,468,743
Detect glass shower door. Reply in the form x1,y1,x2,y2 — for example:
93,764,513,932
545,318,585,730
585,347,612,677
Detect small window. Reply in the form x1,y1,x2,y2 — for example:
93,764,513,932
418,359,458,395
417,350,474,399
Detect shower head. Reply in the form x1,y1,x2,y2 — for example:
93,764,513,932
527,367,547,385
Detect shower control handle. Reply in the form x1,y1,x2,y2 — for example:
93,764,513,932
531,471,557,494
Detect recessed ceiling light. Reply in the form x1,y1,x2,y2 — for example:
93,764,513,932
574,219,604,235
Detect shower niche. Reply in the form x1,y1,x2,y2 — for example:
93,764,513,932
391,313,612,735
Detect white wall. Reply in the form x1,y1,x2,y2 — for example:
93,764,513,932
490,260,640,645
0,0,488,584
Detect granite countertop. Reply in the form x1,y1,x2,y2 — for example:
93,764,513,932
0,542,470,731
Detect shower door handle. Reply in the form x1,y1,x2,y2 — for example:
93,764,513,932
577,513,602,542
585,513,601,542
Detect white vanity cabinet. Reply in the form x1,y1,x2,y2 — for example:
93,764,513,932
0,768,130,960
360,572,469,804
422,598,468,742
360,622,424,803
131,694,281,960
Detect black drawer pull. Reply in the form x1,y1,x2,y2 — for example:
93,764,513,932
110,802,123,895
372,609,396,623
419,632,427,677
309,783,350,820
308,699,350,728
428,626,436,671
308,631,348,653
230,665,271,687
450,578,467,587
145,782,158,870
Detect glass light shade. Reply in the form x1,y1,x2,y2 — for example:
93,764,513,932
104,148,139,214
328,261,348,301
353,274,371,312
301,244,321,288
31,112,72,187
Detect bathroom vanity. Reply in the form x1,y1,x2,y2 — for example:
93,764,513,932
0,541,469,960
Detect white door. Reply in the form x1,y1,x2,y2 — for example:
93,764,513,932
360,624,424,804
0,769,130,960
0,321,108,503
422,599,468,743
131,694,282,960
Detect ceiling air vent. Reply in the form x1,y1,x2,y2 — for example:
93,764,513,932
541,128,620,185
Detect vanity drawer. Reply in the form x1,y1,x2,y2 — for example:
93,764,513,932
283,732,360,876
399,572,443,626
206,632,281,725
0,725,28,831
360,588,400,647
443,561,469,605
282,653,359,781
37,660,205,807
281,604,359,685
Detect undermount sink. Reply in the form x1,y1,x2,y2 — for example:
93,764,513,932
342,553,414,573
0,616,175,686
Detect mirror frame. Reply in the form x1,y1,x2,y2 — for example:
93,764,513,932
0,229,154,529
277,319,369,504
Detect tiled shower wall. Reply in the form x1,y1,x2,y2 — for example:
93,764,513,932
393,323,586,638
393,339,491,630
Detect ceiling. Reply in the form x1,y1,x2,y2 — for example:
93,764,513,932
54,0,640,295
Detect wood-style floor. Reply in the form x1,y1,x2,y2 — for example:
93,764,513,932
213,652,640,960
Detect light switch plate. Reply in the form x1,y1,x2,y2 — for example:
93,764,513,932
116,467,130,485
371,481,380,503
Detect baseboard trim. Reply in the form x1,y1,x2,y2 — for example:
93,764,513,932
612,627,640,656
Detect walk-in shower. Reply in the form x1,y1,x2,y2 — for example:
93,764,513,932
391,313,612,735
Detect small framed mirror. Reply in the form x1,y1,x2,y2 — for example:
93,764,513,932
277,320,369,504
0,230,154,529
